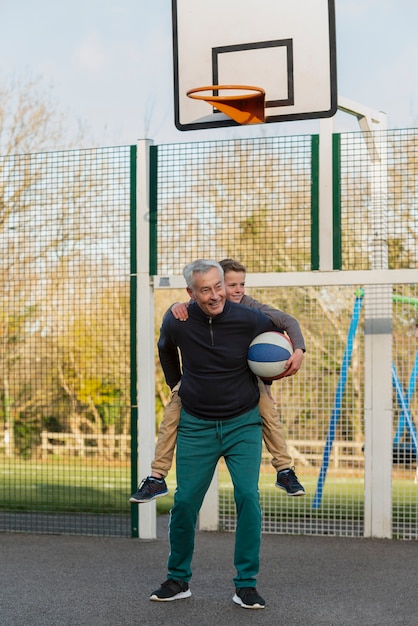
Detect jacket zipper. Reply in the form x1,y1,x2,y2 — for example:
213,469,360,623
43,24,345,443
208,317,214,346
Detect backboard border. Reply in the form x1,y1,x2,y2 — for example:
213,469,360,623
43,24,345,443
172,0,337,131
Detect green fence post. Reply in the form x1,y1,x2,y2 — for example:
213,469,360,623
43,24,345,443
149,146,158,276
311,134,320,271
332,133,342,270
129,144,139,538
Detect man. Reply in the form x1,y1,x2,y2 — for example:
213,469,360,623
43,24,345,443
150,259,281,610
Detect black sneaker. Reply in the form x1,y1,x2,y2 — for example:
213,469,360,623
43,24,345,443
276,467,305,496
129,476,168,503
150,579,191,602
233,587,265,609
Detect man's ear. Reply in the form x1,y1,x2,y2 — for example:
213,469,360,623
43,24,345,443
186,287,193,299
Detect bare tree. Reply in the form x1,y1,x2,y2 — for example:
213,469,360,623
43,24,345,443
0,73,89,154
0,73,126,456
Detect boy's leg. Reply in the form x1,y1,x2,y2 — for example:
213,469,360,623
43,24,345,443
257,380,291,471
258,380,305,497
151,382,182,477
130,383,181,503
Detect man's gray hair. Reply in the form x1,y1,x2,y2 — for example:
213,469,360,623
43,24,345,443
183,259,224,290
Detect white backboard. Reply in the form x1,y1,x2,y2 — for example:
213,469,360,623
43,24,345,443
172,0,337,131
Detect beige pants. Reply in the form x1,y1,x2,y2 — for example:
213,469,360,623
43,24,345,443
257,379,292,472
151,383,183,477
151,379,291,477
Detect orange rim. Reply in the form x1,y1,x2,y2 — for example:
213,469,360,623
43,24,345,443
187,85,265,102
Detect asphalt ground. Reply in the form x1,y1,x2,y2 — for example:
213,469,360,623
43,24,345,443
1,515,417,626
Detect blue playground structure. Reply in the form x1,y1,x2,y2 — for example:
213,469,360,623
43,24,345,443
312,290,418,509
392,354,418,463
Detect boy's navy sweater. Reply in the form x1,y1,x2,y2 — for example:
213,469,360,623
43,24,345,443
158,299,279,421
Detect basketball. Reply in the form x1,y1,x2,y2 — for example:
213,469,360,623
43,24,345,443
247,331,293,380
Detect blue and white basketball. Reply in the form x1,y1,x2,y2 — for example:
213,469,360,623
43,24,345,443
247,331,293,380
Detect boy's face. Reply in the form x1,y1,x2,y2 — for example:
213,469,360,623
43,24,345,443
224,270,246,303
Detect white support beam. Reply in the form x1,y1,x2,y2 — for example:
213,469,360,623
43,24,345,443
153,269,417,290
363,285,393,538
337,97,391,538
319,117,335,271
136,139,157,539
338,96,386,128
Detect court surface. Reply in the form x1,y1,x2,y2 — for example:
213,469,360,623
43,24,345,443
1,515,417,625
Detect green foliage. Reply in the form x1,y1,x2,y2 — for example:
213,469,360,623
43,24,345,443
13,419,39,459
77,379,123,427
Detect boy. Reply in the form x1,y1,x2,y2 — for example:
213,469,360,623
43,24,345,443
130,258,305,503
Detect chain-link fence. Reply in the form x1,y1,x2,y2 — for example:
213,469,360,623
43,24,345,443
150,130,418,275
0,146,134,536
1,130,417,539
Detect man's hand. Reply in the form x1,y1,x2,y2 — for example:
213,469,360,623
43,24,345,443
171,302,190,321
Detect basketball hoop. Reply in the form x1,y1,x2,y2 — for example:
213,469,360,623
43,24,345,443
186,85,265,125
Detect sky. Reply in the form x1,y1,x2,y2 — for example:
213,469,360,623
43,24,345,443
1,0,418,148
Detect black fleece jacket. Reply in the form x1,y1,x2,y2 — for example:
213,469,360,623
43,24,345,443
157,299,279,420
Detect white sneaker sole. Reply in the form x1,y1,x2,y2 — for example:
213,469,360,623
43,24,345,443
233,593,265,609
150,589,191,602
129,490,169,503
275,483,306,496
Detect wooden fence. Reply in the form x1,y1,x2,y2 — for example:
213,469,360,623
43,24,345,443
286,439,364,469
40,431,130,461
38,431,365,468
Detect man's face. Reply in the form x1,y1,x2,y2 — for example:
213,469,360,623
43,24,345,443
224,270,246,303
187,267,226,317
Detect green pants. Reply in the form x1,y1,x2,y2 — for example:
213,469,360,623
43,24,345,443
167,406,263,588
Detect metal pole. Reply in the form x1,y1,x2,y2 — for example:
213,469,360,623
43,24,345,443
136,139,157,539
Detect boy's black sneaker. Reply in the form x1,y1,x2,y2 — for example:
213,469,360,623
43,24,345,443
150,579,191,602
129,476,168,503
276,467,305,496
233,587,265,609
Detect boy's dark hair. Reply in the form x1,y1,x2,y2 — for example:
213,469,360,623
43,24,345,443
219,258,247,274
